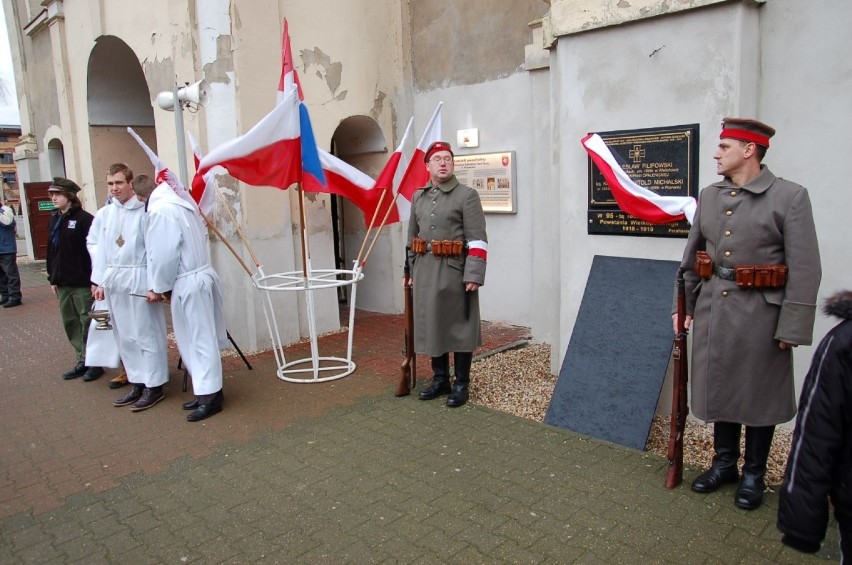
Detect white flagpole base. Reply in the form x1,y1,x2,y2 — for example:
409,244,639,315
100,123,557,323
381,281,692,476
253,268,364,383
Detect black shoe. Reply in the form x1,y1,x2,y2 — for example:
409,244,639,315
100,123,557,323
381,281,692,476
182,399,199,411
130,388,165,412
187,404,222,422
62,361,87,380
735,474,765,510
0,296,7,305
82,367,105,382
113,386,144,407
446,383,469,407
691,466,739,493
2,300,21,308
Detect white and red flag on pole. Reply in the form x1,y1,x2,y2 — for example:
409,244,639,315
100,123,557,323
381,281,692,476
581,133,696,224
186,132,221,216
126,127,197,209
193,19,326,193
394,102,443,219
278,18,304,103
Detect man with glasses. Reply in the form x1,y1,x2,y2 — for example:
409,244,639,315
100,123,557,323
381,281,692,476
405,141,488,408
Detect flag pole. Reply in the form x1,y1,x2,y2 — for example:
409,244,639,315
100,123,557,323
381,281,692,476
198,208,254,277
214,186,262,268
361,188,402,266
296,183,311,279
354,189,388,266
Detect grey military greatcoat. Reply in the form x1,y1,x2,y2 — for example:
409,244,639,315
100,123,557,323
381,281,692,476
676,166,821,426
408,175,487,357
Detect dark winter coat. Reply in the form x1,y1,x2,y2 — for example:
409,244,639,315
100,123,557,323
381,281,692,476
46,205,94,287
407,175,487,357
675,166,822,426
777,291,852,551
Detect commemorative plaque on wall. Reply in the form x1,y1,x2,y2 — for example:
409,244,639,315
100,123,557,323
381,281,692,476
587,124,699,238
453,151,516,214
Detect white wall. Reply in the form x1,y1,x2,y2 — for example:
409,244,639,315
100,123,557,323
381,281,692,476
412,72,537,327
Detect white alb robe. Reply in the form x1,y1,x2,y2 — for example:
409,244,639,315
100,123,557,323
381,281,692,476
146,183,227,395
88,197,169,387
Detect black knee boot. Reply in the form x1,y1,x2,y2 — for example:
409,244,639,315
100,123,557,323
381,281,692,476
419,353,451,400
447,352,472,408
735,425,774,510
691,422,741,493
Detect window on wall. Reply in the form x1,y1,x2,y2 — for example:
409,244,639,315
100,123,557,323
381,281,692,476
0,153,13,164
47,139,66,178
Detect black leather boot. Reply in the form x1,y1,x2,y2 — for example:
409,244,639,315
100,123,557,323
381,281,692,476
691,422,741,493
419,354,451,400
735,425,774,510
447,352,472,408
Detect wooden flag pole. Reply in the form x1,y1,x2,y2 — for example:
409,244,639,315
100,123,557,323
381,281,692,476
361,188,403,267
214,186,262,268
354,189,388,266
198,209,254,277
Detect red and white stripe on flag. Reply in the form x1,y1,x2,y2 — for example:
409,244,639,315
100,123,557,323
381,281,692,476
581,133,696,225
395,102,443,211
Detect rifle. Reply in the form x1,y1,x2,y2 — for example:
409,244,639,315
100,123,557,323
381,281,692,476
665,267,690,489
396,247,416,396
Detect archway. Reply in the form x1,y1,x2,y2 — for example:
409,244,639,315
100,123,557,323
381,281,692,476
47,138,66,178
87,35,156,203
329,115,399,313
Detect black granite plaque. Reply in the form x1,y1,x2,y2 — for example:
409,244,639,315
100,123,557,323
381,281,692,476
587,124,699,238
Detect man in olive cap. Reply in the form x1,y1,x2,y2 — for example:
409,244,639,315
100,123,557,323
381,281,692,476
673,118,821,510
46,177,103,382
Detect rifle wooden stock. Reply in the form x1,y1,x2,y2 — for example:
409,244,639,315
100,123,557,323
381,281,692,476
665,267,690,489
396,252,416,397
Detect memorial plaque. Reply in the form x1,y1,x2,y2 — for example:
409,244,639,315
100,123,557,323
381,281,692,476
587,124,699,238
453,151,516,214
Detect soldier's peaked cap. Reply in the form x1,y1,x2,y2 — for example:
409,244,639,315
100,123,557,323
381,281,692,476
720,117,776,148
48,177,82,194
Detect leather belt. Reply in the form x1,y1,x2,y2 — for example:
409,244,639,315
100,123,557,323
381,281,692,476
713,265,736,281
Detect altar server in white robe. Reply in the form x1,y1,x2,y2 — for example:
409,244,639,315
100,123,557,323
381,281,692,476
134,176,228,422
89,165,169,412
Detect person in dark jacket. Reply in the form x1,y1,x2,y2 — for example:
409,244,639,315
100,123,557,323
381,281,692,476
0,199,22,307
46,177,102,382
777,290,852,561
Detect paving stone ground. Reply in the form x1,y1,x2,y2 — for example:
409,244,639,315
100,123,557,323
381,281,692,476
0,260,841,563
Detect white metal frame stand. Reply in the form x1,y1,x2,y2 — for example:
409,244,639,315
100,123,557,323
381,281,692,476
253,264,364,383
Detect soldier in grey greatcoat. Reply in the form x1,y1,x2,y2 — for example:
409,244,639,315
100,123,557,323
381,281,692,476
406,141,488,407
673,118,821,510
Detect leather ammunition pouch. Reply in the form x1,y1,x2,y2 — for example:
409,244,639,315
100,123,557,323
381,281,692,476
694,251,713,279
411,237,464,258
733,264,788,289
696,250,788,289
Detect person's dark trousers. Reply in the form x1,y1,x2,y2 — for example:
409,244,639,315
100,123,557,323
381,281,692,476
197,389,224,407
0,252,21,303
691,421,741,493
736,425,775,510
447,352,472,407
419,353,451,400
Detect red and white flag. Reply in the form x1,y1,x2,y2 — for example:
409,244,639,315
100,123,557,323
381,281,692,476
278,18,303,102
301,118,414,226
186,132,220,217
126,127,197,209
395,102,443,219
194,85,303,191
581,133,696,224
